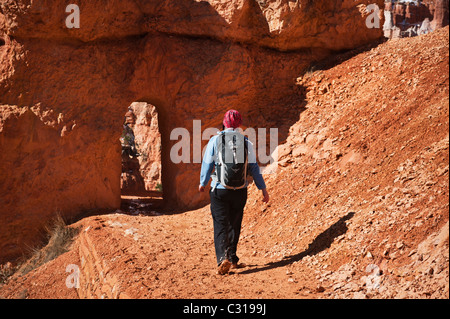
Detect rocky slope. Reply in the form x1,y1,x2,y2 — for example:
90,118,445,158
244,25,449,298
0,27,448,299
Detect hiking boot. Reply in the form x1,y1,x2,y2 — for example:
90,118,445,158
217,260,231,275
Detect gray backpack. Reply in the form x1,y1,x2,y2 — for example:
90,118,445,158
212,130,248,190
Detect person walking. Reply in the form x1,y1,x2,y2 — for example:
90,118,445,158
199,110,269,275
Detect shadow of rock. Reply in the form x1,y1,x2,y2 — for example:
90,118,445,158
120,153,146,194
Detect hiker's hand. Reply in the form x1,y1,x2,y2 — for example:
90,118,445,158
262,189,269,203
199,185,205,192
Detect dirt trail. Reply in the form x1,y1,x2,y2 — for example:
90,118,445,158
0,205,320,299
77,207,315,299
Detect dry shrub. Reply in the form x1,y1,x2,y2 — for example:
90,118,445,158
16,215,80,276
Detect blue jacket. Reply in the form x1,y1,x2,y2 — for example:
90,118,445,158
200,129,267,190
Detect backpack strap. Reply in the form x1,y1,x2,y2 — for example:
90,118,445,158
210,132,224,192
210,174,218,192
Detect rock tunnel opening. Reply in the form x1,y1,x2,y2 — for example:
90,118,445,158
120,102,163,213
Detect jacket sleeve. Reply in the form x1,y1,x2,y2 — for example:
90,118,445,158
200,136,216,187
247,139,267,190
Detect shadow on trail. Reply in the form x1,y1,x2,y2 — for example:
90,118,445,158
240,212,355,275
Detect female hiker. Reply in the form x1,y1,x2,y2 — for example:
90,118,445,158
199,109,269,275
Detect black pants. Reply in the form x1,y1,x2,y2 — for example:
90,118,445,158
210,188,248,265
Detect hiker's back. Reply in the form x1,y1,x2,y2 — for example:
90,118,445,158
214,130,248,190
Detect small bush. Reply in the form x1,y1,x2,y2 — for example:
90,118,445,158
16,215,80,276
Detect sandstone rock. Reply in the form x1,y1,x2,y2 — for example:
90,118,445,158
276,144,292,160
316,285,325,293
128,102,162,191
292,144,308,157
419,18,433,35
352,291,367,299
383,0,447,38
0,0,384,51
431,0,450,30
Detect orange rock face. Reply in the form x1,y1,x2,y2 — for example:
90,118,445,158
0,0,383,262
120,102,162,194
431,0,450,30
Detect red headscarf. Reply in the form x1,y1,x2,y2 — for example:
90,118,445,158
223,109,242,129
